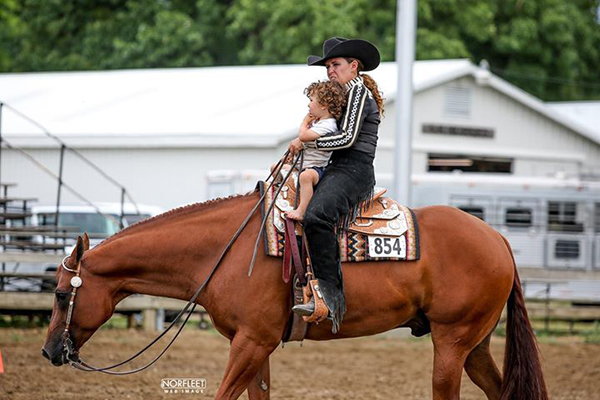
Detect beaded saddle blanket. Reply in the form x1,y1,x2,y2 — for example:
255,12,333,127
259,175,420,262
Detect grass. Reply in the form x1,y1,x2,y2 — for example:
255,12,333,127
0,314,49,329
582,331,600,344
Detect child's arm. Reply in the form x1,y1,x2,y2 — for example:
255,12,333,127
299,113,328,142
288,114,313,155
298,114,319,142
299,127,321,142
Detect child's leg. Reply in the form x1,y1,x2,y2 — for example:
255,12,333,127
285,169,320,221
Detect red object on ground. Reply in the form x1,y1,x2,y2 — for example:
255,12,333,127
0,348,4,373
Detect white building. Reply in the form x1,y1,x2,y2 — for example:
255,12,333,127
2,60,599,211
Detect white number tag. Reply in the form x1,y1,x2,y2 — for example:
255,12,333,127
368,235,406,258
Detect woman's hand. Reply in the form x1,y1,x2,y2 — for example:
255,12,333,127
288,138,303,156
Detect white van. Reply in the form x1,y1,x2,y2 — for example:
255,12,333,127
29,202,163,241
4,203,163,291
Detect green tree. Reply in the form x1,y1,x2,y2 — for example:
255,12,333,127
417,0,600,100
226,0,367,64
0,0,25,70
10,0,228,71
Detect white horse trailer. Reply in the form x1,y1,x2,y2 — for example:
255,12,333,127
410,174,600,272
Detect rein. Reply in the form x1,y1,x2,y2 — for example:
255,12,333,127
60,150,303,374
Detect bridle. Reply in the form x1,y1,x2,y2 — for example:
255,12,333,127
61,255,83,364
58,149,303,374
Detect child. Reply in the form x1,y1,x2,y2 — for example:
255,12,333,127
285,81,347,221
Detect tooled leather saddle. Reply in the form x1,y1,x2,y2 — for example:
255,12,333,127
259,172,420,264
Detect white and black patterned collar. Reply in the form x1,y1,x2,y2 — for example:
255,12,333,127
345,75,363,92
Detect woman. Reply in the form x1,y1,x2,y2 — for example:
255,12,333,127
289,37,384,333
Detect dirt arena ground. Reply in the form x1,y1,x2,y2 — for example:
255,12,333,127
1,328,599,399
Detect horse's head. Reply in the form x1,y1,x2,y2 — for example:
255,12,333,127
42,233,118,366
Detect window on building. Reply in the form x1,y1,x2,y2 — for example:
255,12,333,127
547,201,584,232
458,206,485,221
505,208,533,228
428,154,512,173
554,240,580,259
595,203,600,233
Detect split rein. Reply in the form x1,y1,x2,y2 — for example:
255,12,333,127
60,150,304,375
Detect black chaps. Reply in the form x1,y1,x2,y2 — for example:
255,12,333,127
303,149,375,333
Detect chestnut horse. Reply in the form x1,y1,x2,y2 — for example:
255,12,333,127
42,190,547,399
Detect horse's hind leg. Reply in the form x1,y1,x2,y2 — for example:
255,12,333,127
464,333,502,400
430,320,498,400
215,333,278,400
430,330,470,400
247,357,270,399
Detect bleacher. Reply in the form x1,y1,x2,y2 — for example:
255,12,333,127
0,183,71,291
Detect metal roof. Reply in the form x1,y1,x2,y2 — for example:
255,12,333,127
1,59,598,147
547,101,600,140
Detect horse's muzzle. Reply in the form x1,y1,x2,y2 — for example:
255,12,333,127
42,338,70,366
41,347,64,366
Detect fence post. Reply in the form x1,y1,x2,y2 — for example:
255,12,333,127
119,188,125,229
55,145,66,227
0,103,3,290
0,102,3,187
544,282,551,332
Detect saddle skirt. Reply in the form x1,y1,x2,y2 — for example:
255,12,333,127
259,174,420,262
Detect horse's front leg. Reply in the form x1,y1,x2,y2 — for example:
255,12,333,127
247,357,270,399
214,332,278,400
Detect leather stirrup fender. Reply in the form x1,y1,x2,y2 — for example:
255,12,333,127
283,218,306,285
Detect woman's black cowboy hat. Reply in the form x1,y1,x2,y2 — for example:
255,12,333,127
307,37,380,71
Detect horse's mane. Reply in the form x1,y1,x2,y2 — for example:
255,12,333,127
96,191,255,248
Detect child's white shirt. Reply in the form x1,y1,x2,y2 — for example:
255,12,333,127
302,118,336,168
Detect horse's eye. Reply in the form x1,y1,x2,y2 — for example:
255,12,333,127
55,291,69,305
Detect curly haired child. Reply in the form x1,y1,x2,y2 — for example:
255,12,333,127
286,80,347,221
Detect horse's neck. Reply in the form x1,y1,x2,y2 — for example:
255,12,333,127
91,193,260,303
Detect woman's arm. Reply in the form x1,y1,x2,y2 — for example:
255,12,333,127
314,82,369,150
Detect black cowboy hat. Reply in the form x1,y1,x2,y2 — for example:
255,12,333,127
307,37,380,71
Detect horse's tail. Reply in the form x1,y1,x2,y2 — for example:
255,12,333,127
500,236,548,400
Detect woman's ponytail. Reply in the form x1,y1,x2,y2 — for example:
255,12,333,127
346,57,385,117
360,73,385,117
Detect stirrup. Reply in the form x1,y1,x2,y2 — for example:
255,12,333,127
292,298,315,317
301,280,329,323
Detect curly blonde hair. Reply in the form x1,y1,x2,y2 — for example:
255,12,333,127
304,81,347,120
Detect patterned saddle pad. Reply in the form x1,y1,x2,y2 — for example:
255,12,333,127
259,175,420,262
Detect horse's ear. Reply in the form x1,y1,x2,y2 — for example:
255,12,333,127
82,232,90,251
70,236,86,263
